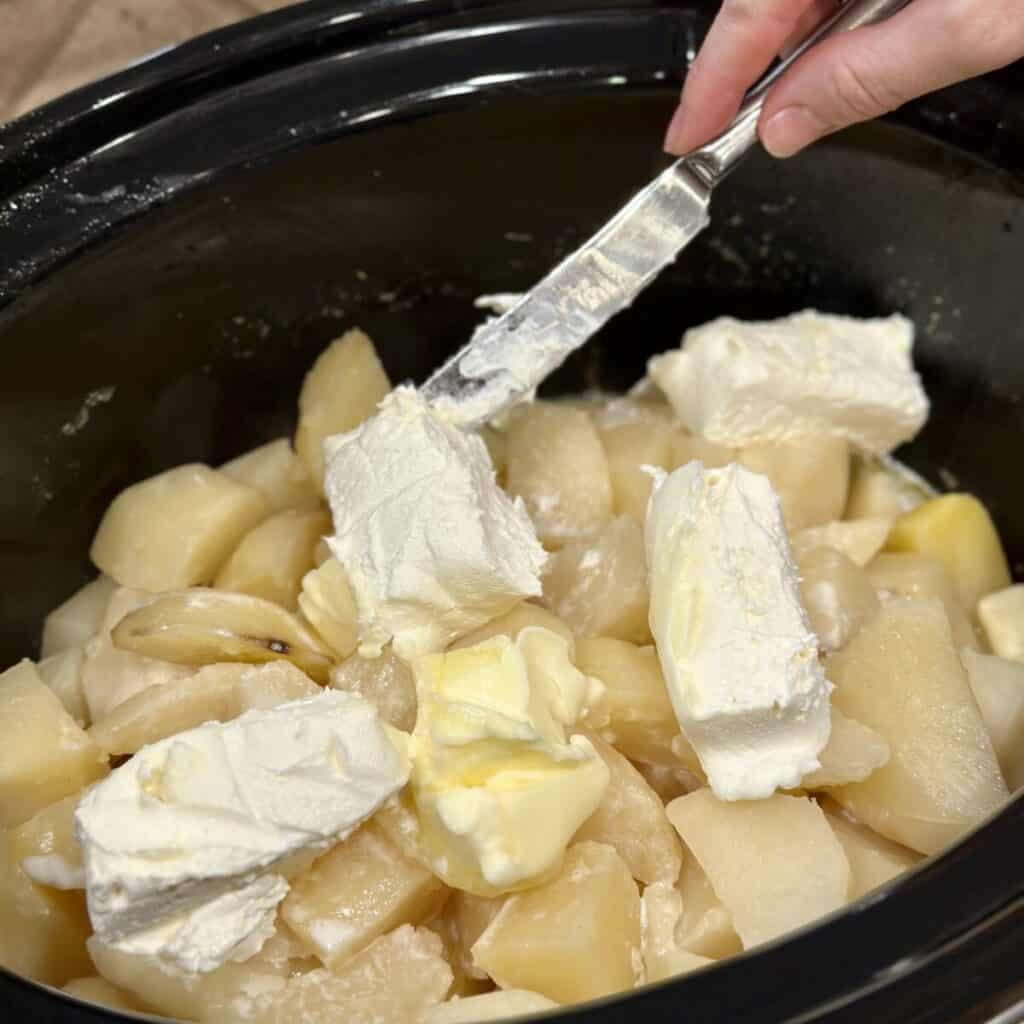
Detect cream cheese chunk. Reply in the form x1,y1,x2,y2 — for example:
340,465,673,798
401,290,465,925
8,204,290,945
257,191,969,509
648,311,928,454
407,627,608,895
645,462,832,800
74,691,408,974
323,387,546,659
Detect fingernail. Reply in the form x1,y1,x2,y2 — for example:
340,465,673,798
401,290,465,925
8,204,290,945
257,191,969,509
761,106,829,158
663,102,691,155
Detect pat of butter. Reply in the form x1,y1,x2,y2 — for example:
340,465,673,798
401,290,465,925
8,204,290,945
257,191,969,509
646,462,832,800
408,627,608,895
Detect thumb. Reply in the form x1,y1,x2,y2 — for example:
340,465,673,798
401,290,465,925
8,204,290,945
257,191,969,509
759,0,1024,158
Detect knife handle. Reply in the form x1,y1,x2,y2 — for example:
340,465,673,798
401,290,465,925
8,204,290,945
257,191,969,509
685,0,912,188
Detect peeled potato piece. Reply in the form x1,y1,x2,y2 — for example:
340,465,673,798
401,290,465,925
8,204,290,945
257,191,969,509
505,402,613,548
828,598,1008,854
297,558,360,660
38,647,88,727
445,891,506,983
667,790,850,950
542,516,651,643
0,831,93,986
960,648,1024,790
641,882,716,984
424,990,558,1024
63,976,149,1013
88,662,319,756
472,842,641,1004
977,585,1024,662
886,494,1011,613
575,637,698,772
634,761,702,803
797,547,880,652
800,709,890,790
330,649,417,732
295,329,391,491
574,732,682,885
41,575,114,658
90,464,269,591
281,822,448,968
452,603,574,651
221,437,318,512
824,806,920,901
204,925,453,1024
594,401,675,521
669,431,736,471
739,435,850,531
215,505,331,609
0,661,107,829
866,552,978,652
845,456,930,519
110,588,335,683
792,518,892,568
674,854,742,959
9,793,83,890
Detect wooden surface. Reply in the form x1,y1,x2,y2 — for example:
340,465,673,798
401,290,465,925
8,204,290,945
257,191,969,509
0,0,296,123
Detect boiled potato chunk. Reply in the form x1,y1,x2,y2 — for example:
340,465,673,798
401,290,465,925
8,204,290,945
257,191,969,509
204,925,453,1024
0,831,92,985
575,637,697,772
798,547,880,651
38,647,88,726
221,437,318,512
295,329,391,491
41,575,114,658
634,761,702,803
845,457,929,519
828,598,1008,854
281,822,447,967
542,516,650,643
82,586,197,721
977,585,1024,662
792,517,892,568
298,558,360,660
674,854,742,959
739,435,850,531
666,790,849,950
9,793,83,889
594,402,674,521
330,649,417,731
423,990,558,1023
215,506,331,609
63,976,149,1013
505,403,613,548
641,882,715,983
445,891,506,982
886,494,1011,613
0,660,107,828
89,661,318,756
452,604,573,651
960,648,1024,790
574,732,682,885
480,426,508,483
800,709,889,789
90,464,269,591
866,552,978,652
824,807,920,901
472,841,640,1004
111,588,334,683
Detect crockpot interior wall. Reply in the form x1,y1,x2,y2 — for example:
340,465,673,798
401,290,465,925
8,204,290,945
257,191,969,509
0,93,1021,664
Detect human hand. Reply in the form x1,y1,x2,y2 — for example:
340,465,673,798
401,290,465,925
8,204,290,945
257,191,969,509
664,0,1024,158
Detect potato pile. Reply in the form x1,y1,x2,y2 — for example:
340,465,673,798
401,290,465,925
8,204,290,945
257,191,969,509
1,329,1021,1023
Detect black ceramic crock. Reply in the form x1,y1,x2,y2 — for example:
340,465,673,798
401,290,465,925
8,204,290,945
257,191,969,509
0,1,1022,1021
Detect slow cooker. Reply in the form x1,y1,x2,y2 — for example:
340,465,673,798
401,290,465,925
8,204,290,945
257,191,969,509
0,1,1022,1020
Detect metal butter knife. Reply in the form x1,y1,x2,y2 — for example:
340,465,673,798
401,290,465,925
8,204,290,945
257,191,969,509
422,0,910,428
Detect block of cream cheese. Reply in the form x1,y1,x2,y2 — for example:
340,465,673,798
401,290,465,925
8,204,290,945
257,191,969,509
648,311,928,454
75,691,408,973
645,462,831,800
407,627,608,895
324,386,547,659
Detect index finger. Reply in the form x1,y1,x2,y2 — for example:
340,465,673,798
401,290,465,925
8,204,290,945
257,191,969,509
665,0,822,154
